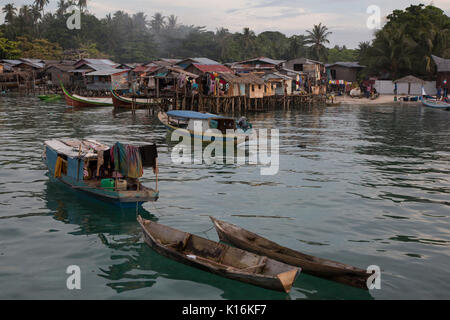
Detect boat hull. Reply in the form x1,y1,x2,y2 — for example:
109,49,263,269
422,98,450,110
210,217,370,289
158,111,250,144
111,91,152,109
138,217,300,293
61,85,113,108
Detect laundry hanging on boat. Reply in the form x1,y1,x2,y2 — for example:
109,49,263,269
110,142,143,179
54,156,63,178
139,144,158,169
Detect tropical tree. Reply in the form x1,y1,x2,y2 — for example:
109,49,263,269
240,27,257,59
78,0,87,12
166,14,178,30
2,3,17,24
33,0,49,17
151,13,165,33
306,23,332,62
287,34,308,59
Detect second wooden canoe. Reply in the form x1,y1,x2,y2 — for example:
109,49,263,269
210,217,370,289
137,216,300,293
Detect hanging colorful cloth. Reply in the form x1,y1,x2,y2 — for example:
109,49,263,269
125,145,143,178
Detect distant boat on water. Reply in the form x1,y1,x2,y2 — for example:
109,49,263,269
158,110,253,144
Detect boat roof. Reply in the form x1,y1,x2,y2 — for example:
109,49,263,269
167,110,230,120
44,139,109,159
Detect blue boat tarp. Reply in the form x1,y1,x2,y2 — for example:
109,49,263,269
167,110,226,120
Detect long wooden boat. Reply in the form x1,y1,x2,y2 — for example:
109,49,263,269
210,217,370,289
158,110,253,144
137,216,300,293
43,139,158,208
61,84,113,108
111,90,153,109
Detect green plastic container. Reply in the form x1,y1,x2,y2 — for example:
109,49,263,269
101,178,115,190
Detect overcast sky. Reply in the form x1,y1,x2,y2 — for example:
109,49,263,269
2,0,449,48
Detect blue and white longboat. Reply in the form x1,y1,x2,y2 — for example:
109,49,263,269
158,110,253,144
421,88,450,110
43,139,159,208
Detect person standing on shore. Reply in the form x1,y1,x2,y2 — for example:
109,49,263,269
437,86,442,100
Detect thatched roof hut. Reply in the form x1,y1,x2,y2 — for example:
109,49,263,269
394,75,425,95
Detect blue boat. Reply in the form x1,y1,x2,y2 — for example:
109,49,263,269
421,88,450,110
158,110,253,144
43,139,159,208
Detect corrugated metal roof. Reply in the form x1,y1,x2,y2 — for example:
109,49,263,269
263,72,292,81
326,62,364,68
86,69,128,76
234,57,285,66
192,64,233,73
1,59,22,65
82,58,116,66
393,75,425,84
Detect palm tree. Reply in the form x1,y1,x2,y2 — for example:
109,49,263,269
2,3,17,24
370,27,418,79
78,0,87,12
306,23,332,61
288,34,307,58
215,27,231,61
33,0,49,16
166,14,178,30
132,12,148,30
241,27,257,58
151,12,165,34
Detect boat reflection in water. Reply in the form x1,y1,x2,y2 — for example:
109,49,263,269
43,181,374,299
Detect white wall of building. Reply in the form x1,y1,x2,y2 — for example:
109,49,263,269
374,80,436,95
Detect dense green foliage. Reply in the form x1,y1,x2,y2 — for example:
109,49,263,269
360,4,450,79
0,2,448,82
0,1,339,63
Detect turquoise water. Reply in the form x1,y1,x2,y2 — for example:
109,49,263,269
0,97,449,299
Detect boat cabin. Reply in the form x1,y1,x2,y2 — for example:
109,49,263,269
43,139,159,206
166,110,236,134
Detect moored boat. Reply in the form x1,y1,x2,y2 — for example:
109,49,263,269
61,84,113,108
158,110,253,144
43,139,159,208
421,97,450,110
137,216,300,293
111,90,153,109
210,217,371,289
421,87,450,110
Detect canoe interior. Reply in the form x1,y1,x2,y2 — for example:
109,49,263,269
138,216,300,293
210,217,370,290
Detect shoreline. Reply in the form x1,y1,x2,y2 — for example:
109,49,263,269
334,94,421,106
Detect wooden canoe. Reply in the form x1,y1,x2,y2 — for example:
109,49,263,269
137,216,300,293
210,217,370,289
